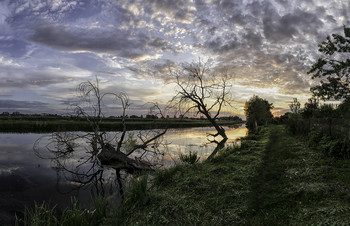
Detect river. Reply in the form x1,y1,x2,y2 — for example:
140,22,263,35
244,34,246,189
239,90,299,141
0,125,246,225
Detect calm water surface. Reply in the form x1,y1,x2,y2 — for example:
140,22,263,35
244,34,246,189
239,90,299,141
0,125,246,225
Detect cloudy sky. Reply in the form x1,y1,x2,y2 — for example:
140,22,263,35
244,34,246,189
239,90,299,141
0,0,349,117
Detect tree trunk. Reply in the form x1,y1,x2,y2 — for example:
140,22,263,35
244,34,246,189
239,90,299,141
207,139,227,160
97,144,153,173
208,116,228,140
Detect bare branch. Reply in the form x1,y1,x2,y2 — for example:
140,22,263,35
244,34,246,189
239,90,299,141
169,59,231,146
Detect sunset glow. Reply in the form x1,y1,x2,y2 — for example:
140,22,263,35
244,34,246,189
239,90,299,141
0,0,349,117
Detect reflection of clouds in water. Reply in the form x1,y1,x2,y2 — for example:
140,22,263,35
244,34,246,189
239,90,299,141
0,133,45,147
0,166,21,175
226,127,248,140
0,125,247,173
160,125,247,166
0,135,52,170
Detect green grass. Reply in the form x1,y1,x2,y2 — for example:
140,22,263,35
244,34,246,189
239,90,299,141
245,125,350,225
112,125,350,225
18,125,350,225
110,126,270,225
15,197,108,226
179,151,200,164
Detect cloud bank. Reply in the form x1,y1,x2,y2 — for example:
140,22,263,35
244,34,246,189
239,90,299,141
0,0,349,115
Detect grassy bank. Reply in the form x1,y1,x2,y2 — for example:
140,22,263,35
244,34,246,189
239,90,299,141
0,119,243,133
17,125,350,225
109,126,271,225
113,125,350,225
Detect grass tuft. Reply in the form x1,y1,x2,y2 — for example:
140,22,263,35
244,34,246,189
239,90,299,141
179,151,200,164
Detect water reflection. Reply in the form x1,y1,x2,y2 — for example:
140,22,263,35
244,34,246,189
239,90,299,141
0,125,246,225
162,125,247,164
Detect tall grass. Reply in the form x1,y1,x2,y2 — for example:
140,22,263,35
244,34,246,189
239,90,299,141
15,197,108,226
179,151,200,164
15,202,58,226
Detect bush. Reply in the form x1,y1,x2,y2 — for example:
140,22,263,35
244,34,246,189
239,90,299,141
308,130,350,159
323,138,350,159
308,129,324,147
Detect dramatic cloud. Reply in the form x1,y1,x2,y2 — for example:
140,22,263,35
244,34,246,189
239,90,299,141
0,0,349,115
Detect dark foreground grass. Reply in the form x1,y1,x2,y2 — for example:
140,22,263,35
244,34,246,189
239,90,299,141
17,125,350,225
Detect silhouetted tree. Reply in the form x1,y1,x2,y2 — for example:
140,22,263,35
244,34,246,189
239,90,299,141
302,97,319,118
244,95,273,133
308,26,350,100
336,98,350,117
289,98,301,114
314,104,335,118
169,59,232,158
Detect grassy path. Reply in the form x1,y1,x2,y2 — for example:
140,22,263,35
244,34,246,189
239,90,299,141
246,126,297,224
246,125,350,225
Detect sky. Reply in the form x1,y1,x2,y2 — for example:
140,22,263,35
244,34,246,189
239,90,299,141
0,0,349,117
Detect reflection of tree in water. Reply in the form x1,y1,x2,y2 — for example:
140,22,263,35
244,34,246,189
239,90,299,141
229,124,241,129
33,78,167,201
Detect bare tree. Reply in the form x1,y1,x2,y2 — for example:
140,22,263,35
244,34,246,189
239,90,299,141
34,77,167,198
169,59,232,158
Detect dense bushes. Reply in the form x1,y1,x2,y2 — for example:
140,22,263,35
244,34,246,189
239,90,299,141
308,129,350,159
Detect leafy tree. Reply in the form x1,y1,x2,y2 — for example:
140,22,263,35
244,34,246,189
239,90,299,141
289,98,301,114
308,26,350,100
302,97,319,118
314,104,335,118
336,98,350,117
244,95,273,132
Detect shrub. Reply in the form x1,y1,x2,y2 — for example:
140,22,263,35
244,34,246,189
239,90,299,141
308,129,324,147
324,138,350,159
309,131,350,159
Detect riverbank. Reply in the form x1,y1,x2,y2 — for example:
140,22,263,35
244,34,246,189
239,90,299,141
0,119,243,133
113,125,350,225
16,125,350,225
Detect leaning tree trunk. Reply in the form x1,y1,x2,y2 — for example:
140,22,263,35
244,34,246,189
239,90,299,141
206,116,228,160
97,144,153,174
208,116,228,140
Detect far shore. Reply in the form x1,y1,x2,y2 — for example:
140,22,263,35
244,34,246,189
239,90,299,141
0,115,244,133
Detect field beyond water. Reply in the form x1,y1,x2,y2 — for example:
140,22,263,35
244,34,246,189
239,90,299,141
0,117,243,133
18,125,350,225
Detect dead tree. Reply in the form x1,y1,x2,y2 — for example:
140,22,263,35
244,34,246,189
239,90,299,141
169,59,232,158
34,77,167,197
